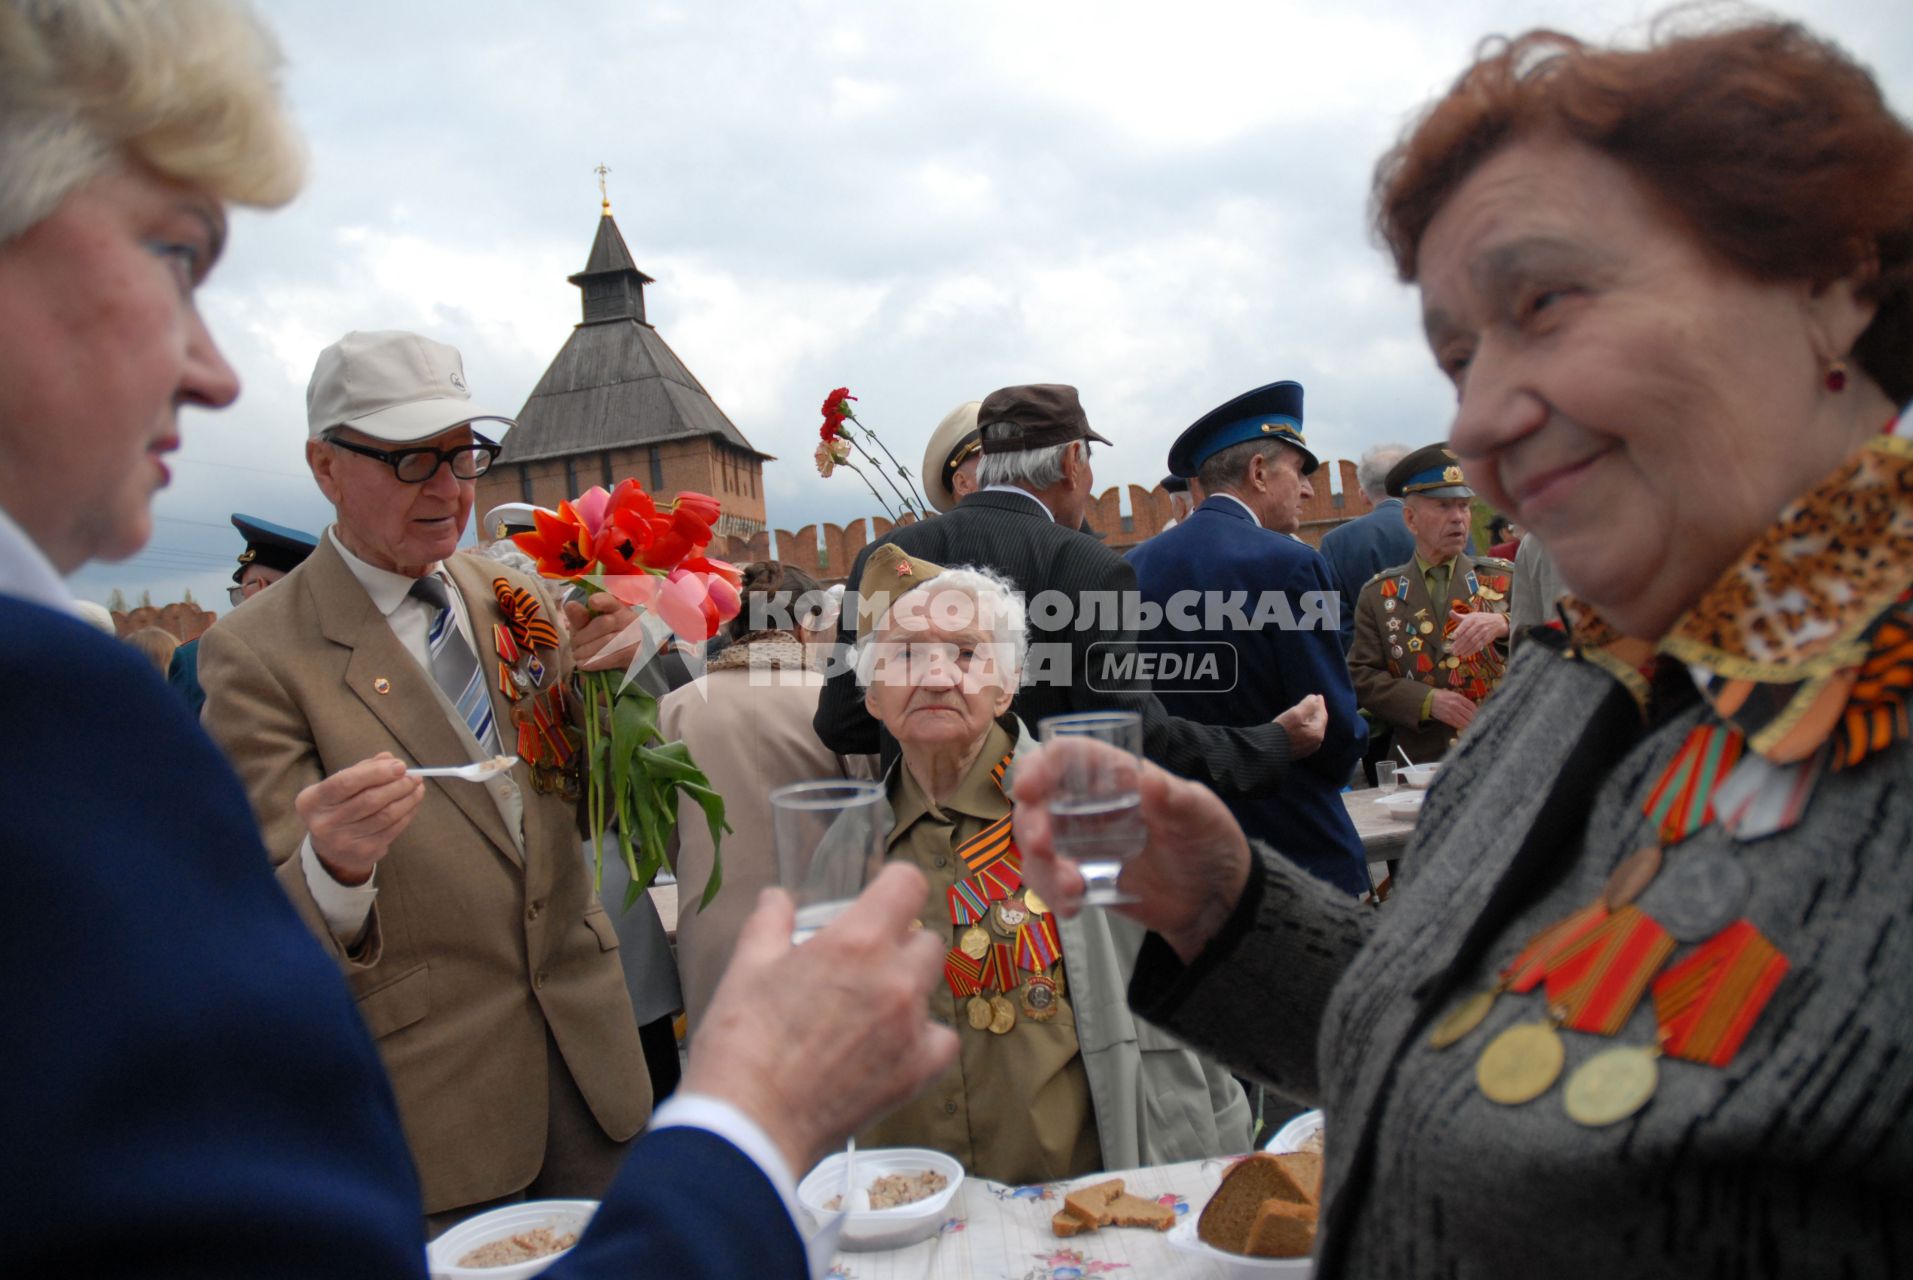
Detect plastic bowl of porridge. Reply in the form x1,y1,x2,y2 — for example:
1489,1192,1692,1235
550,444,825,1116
426,1199,597,1279
797,1147,965,1251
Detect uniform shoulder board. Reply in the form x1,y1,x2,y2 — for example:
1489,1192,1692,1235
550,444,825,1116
1475,555,1516,572
1365,562,1412,588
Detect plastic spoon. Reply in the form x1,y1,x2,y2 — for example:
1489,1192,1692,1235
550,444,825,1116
405,756,519,781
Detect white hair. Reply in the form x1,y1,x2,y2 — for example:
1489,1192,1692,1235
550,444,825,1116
0,0,303,243
1357,443,1410,501
853,565,1027,690
975,440,1086,492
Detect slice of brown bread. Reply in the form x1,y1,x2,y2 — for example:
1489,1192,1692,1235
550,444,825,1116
1271,1150,1323,1206
1062,1177,1124,1228
1106,1192,1175,1231
1244,1198,1317,1258
1050,1209,1093,1238
1197,1155,1318,1253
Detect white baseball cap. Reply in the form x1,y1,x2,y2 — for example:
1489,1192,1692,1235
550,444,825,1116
306,330,516,443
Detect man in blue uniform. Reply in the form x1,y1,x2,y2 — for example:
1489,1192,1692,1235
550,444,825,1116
1126,381,1371,896
169,513,317,714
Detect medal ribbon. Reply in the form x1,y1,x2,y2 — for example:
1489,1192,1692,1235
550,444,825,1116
955,813,1014,874
517,717,542,766
1501,901,1610,993
1643,723,1746,845
494,620,522,666
1834,604,1913,770
947,879,989,926
944,948,983,999
529,697,575,766
1543,905,1675,1036
991,943,1015,994
1651,920,1789,1067
1015,914,1061,973
492,577,560,651
497,660,519,703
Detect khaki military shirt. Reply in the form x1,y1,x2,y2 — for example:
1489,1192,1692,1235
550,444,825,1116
859,722,1103,1184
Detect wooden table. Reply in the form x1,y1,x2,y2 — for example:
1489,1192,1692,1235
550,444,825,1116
1342,787,1419,861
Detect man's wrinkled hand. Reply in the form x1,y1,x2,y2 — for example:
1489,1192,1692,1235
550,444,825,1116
683,864,958,1176
1275,693,1327,757
297,752,424,885
1429,689,1478,731
566,592,644,671
1448,610,1507,658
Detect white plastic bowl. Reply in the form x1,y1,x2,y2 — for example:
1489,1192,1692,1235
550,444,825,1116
426,1199,597,1280
1167,1215,1314,1277
797,1147,964,1252
1378,791,1425,819
1400,763,1441,789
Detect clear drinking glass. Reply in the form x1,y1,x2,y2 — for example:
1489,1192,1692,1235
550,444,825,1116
1038,710,1146,908
770,779,888,943
1376,761,1399,795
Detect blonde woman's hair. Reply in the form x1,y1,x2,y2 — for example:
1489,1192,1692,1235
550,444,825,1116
125,625,179,673
0,0,303,243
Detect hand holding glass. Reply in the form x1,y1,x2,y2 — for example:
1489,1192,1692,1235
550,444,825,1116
1038,711,1145,907
771,779,888,944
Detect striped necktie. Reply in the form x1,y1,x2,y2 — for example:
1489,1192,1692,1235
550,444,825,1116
408,575,501,754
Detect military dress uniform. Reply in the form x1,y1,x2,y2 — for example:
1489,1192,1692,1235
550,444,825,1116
859,721,1102,1184
1347,444,1514,762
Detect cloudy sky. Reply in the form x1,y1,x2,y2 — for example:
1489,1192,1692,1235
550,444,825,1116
74,0,1913,610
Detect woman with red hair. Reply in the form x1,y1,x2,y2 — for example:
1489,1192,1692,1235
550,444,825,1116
1016,18,1913,1278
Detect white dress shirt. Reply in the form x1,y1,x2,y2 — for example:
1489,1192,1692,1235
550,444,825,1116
981,484,1054,522
0,505,79,614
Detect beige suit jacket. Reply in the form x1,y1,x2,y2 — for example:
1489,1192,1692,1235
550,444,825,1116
200,536,650,1213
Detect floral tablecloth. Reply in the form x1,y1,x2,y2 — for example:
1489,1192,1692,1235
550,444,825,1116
821,1156,1255,1280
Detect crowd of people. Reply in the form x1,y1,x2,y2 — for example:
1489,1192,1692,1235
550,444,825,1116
3,1,1908,1277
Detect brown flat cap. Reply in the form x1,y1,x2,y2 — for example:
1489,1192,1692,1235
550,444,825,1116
977,384,1112,454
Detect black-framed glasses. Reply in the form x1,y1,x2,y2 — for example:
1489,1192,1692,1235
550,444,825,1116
326,433,501,484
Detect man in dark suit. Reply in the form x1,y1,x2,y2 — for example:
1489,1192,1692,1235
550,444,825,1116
1317,443,1413,654
0,4,954,1271
1127,382,1371,896
815,383,1326,794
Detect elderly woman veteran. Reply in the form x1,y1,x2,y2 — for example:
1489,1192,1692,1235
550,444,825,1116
1014,20,1912,1279
853,543,1251,1184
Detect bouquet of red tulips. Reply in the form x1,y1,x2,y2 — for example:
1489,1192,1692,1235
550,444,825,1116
514,479,742,908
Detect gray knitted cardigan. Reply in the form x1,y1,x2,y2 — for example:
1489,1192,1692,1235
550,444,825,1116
1133,635,1912,1278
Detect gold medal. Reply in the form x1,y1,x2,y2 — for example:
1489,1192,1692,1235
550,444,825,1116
1420,621,1435,635
1022,888,1049,917
1604,846,1663,911
1563,1044,1659,1127
959,925,990,960
1021,975,1060,1022
988,994,1017,1035
1428,989,1497,1050
966,995,994,1031
1476,1021,1565,1105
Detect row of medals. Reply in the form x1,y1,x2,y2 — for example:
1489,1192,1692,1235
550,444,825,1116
954,889,1060,1037
1427,838,1758,1128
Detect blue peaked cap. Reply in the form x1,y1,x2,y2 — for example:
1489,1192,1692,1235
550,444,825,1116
1167,380,1319,478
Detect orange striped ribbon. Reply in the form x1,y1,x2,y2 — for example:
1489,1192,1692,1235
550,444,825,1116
944,948,983,999
492,577,560,650
1834,608,1913,770
1643,724,1745,846
1501,901,1610,993
1544,905,1675,1036
1651,920,1790,1067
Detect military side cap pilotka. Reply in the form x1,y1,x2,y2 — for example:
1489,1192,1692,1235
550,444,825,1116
921,400,983,515
307,329,517,444
1387,442,1475,499
1167,380,1319,479
976,384,1112,455
230,513,318,583
483,502,545,542
854,543,947,639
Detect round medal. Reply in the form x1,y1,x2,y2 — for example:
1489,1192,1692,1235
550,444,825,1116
966,995,994,1031
1021,976,1060,1022
1022,888,1049,917
1563,1045,1659,1127
1420,621,1434,635
959,925,991,960
1428,989,1497,1050
990,899,1030,936
1604,845,1664,911
1476,1021,1565,1105
988,994,1017,1035
1642,847,1751,943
